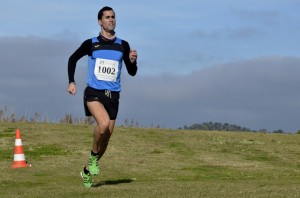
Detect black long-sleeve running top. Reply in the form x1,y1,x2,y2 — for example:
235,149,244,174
68,35,138,83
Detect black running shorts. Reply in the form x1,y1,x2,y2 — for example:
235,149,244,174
83,86,120,120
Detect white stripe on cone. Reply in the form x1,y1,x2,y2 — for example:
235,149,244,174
13,154,25,161
15,139,22,146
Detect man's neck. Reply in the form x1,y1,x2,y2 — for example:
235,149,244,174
100,31,116,40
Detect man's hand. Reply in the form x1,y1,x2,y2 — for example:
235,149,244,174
129,49,138,63
67,82,76,95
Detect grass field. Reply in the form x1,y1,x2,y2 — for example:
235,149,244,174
0,122,300,198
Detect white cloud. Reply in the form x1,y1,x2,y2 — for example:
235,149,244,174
120,56,300,132
1,19,300,132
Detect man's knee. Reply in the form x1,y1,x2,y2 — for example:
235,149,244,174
95,120,110,133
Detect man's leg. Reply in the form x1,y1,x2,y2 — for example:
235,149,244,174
80,101,113,187
84,101,111,176
87,102,116,166
97,120,115,159
87,101,111,154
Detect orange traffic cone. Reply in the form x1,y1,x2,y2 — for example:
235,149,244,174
12,129,30,168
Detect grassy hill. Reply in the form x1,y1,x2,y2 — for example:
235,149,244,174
0,122,299,197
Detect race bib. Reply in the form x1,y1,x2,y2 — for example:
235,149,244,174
94,58,119,82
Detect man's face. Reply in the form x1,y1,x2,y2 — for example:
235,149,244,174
98,10,116,33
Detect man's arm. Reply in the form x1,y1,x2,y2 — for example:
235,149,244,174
68,39,91,83
122,40,138,76
67,39,91,95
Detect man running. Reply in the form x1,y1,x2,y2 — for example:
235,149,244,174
67,6,138,187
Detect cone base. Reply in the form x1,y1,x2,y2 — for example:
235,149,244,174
12,162,30,168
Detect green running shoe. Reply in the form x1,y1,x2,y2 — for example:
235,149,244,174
80,169,93,187
88,154,99,176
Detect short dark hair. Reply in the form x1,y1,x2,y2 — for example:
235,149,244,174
98,6,114,20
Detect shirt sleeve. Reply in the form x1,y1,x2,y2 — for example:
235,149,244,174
68,39,91,83
122,40,138,76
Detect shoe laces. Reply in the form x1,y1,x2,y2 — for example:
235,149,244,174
83,173,92,183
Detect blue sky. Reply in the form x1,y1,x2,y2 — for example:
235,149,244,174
2,0,299,74
1,0,300,132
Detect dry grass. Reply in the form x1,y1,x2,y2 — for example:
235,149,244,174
0,123,299,198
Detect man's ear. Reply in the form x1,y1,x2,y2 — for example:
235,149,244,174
98,19,102,26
